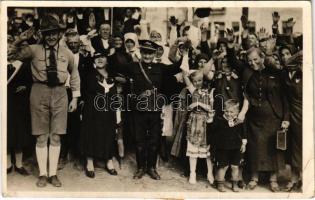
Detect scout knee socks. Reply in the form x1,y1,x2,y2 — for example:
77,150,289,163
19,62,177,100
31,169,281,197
49,145,60,176
36,146,48,176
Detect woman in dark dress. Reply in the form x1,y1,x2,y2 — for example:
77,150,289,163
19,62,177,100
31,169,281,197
80,51,118,178
242,48,290,192
280,46,302,191
7,60,33,176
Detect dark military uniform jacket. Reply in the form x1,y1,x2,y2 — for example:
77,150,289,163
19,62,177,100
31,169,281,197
115,61,181,111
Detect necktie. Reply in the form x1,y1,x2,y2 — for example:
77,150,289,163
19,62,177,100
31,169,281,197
47,47,59,87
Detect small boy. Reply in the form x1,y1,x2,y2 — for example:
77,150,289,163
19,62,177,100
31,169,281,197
207,99,247,192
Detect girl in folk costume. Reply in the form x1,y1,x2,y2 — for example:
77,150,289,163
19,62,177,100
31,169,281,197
79,51,118,178
182,70,215,185
171,52,215,177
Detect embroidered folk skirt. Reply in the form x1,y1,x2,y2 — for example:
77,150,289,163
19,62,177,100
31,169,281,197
186,111,210,158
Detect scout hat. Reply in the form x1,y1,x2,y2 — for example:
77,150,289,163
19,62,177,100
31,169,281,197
139,40,158,53
39,15,65,33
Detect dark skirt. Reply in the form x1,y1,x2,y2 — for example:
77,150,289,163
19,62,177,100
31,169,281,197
79,95,116,160
247,101,285,172
7,90,32,150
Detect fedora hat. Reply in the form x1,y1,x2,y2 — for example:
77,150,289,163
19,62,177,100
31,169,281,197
39,15,65,33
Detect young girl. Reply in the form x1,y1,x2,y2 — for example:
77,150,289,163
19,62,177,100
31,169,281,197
183,70,215,185
208,99,247,192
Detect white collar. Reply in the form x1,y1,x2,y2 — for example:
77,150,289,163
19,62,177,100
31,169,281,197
223,114,238,127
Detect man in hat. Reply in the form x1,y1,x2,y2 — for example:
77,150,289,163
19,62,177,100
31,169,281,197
115,40,182,180
11,15,80,187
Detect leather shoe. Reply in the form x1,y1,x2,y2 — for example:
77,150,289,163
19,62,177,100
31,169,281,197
48,175,62,187
36,175,48,188
7,166,13,174
85,169,95,178
105,167,118,176
15,166,30,176
147,168,161,180
133,168,145,179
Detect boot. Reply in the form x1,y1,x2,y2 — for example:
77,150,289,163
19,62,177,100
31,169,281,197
147,167,161,180
133,168,145,179
134,146,146,179
147,145,158,170
136,146,146,168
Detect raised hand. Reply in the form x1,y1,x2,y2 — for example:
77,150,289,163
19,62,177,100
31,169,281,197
257,27,269,41
226,28,234,43
19,27,35,41
286,18,296,28
272,12,280,24
241,15,248,29
169,16,178,26
265,37,276,54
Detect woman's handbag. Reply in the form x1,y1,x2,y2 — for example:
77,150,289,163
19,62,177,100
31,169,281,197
276,129,287,150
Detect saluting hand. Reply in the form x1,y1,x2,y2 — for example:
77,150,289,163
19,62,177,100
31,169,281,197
19,27,35,41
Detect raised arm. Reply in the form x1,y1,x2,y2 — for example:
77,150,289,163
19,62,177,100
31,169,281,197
226,29,247,74
10,28,35,61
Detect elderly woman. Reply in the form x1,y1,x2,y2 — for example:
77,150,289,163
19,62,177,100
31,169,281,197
239,47,290,192
80,51,118,178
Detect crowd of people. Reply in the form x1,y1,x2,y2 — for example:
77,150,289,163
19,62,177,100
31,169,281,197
7,7,302,193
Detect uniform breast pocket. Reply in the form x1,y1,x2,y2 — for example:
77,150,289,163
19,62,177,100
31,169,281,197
32,57,46,72
57,56,69,74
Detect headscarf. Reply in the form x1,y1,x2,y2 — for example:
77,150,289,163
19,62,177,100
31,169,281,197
149,29,172,64
124,32,139,53
124,32,141,61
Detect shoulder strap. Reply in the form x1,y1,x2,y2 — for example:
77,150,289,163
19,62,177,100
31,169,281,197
138,61,155,88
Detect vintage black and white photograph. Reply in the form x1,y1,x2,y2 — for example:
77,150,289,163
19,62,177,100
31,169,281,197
1,1,313,198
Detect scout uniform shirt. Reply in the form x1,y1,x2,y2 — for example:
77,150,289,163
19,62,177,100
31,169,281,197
17,44,80,98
